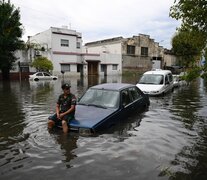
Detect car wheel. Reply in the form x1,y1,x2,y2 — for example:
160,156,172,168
53,78,57,80
34,78,39,81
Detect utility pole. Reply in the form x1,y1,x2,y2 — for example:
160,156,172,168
28,36,32,62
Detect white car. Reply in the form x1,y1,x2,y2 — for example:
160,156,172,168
136,69,174,96
173,73,187,88
29,72,58,81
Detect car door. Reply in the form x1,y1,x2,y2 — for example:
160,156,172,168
128,86,146,112
43,72,51,80
36,72,44,80
119,88,134,119
164,73,173,93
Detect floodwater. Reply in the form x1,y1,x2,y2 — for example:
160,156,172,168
0,75,207,180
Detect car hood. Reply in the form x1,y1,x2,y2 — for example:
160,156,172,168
69,104,118,129
136,84,164,92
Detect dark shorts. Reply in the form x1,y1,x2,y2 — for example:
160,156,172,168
48,113,74,127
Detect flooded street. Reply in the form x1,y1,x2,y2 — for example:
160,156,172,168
0,75,207,180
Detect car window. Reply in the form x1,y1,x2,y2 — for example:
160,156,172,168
168,73,173,82
43,72,50,76
128,87,142,101
165,75,169,83
36,72,43,76
121,90,131,106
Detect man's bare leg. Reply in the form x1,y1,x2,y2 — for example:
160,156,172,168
62,120,68,133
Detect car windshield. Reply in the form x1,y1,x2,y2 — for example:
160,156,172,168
78,88,120,108
139,74,164,85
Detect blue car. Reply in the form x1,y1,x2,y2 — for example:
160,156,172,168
69,83,150,135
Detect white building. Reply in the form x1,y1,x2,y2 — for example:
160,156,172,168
83,37,123,76
29,26,90,76
27,26,122,76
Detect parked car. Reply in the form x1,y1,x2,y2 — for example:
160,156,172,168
136,69,174,96
68,83,150,135
173,75,180,88
173,72,187,88
29,72,58,81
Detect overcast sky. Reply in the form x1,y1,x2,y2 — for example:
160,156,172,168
11,0,181,49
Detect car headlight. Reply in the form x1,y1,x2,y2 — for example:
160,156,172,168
79,128,93,136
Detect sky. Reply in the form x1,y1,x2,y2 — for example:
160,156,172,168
11,0,181,49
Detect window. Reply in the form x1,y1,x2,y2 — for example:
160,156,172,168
61,64,70,72
36,72,43,76
43,72,50,76
168,73,173,82
141,47,148,56
77,42,81,48
121,90,131,106
79,89,119,108
127,45,135,54
101,65,105,72
61,39,69,47
128,87,142,101
112,64,118,70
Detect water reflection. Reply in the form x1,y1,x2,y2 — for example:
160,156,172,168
0,76,207,180
49,132,78,169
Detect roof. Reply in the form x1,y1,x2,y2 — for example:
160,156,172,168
90,83,134,91
144,69,172,75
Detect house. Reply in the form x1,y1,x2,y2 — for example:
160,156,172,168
83,37,123,76
28,26,99,77
85,34,166,74
27,27,122,76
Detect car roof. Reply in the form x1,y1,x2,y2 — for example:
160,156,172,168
144,69,172,75
90,83,135,91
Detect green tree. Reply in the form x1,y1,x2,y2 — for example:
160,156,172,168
170,0,207,81
0,0,24,80
31,57,53,72
172,29,206,67
170,0,207,34
171,29,206,81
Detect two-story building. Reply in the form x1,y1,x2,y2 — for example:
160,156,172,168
85,34,166,75
28,26,100,77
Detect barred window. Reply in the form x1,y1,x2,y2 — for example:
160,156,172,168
77,42,81,48
61,64,70,72
141,47,148,56
61,39,69,47
112,64,118,70
127,45,135,54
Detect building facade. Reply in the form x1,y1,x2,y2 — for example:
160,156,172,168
29,26,94,76
3,27,178,80
85,34,166,74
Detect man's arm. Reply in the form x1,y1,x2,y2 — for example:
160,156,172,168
59,104,75,118
56,103,61,119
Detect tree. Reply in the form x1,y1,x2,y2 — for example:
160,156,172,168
171,29,207,81
170,0,207,81
0,0,24,80
31,57,53,72
172,29,206,66
170,0,207,34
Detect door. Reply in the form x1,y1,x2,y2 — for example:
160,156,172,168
87,61,99,75
152,60,161,69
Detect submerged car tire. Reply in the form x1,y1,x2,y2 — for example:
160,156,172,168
53,78,57,80
34,78,39,81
